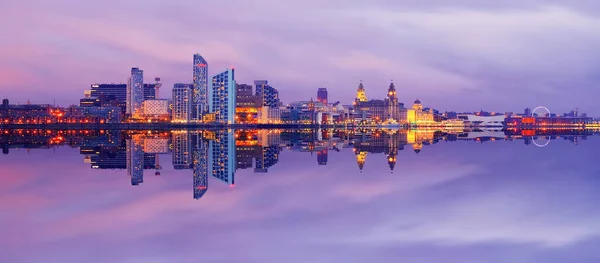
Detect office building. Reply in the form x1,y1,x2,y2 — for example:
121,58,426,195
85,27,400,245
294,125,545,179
236,84,262,123
211,68,236,124
193,54,209,122
172,131,192,169
209,131,235,185
172,83,193,123
255,80,280,107
127,67,144,118
317,88,328,105
126,135,145,186
142,99,169,118
143,84,157,100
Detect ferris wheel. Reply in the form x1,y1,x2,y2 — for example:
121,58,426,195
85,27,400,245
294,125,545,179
532,106,551,117
532,136,551,147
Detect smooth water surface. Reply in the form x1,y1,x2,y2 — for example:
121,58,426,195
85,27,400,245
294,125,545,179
1,129,599,263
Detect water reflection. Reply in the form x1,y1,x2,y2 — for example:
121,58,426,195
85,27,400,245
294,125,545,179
0,128,596,201
2,128,600,262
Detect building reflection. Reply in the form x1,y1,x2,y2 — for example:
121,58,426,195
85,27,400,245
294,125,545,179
1,128,599,199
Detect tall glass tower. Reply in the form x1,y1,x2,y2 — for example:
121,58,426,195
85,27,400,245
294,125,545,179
193,54,209,122
210,68,236,124
127,67,144,117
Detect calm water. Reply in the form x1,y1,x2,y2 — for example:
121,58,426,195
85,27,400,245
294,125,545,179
1,129,600,263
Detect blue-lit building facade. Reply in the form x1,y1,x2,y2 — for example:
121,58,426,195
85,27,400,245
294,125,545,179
127,67,144,118
255,80,280,107
89,83,156,114
172,131,192,169
126,135,145,186
172,83,193,123
208,131,235,185
192,132,209,199
211,69,236,124
193,54,209,122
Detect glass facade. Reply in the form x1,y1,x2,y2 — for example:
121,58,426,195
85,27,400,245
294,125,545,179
255,80,280,108
210,69,236,124
172,83,193,123
126,135,144,186
193,54,209,122
208,130,235,185
127,68,144,117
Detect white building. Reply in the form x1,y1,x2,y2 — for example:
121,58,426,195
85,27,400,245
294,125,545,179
142,99,169,117
258,106,283,123
457,114,506,127
143,138,169,154
172,83,192,123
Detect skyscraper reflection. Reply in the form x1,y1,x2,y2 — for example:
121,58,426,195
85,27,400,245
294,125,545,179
2,128,598,200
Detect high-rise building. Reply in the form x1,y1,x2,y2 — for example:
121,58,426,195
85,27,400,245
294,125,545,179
127,67,144,118
126,135,144,186
236,84,262,123
255,80,280,107
193,54,209,122
172,83,193,123
172,131,192,169
143,84,157,100
211,68,236,124
209,130,235,185
192,132,209,199
317,88,328,105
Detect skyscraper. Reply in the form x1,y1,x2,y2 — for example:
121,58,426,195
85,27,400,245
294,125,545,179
255,80,280,107
193,54,209,122
192,132,209,199
126,135,144,186
127,67,144,118
172,131,192,169
211,68,236,124
209,130,235,185
317,88,328,105
172,83,193,123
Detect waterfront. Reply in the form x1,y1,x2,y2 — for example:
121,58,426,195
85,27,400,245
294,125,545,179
1,129,600,262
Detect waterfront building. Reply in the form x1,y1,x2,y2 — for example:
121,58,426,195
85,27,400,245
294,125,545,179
127,67,144,118
354,81,368,105
255,145,280,173
211,68,236,124
90,83,155,114
126,135,145,186
192,132,209,200
317,88,328,105
143,84,157,100
142,99,169,120
235,84,262,124
193,54,209,122
172,131,192,169
209,130,235,185
353,81,403,124
172,83,193,123
255,80,280,108
406,99,435,126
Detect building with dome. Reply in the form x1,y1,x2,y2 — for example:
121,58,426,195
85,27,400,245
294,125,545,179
406,99,435,126
353,81,404,124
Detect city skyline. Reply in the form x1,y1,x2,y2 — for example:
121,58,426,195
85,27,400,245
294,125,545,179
2,1,600,115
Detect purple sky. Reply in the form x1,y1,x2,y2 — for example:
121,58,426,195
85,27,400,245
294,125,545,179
2,0,600,114
2,137,600,262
